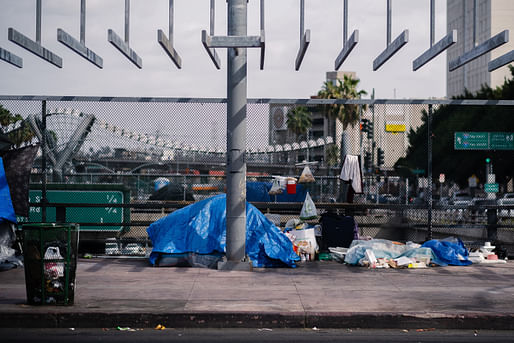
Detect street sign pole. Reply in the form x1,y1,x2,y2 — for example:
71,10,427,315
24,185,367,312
225,0,248,268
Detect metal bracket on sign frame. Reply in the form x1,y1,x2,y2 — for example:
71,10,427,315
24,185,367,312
108,0,142,69
373,0,408,71
0,46,22,68
413,0,456,71
8,0,62,68
202,0,265,70
158,0,182,69
57,0,103,68
295,0,310,71
335,0,359,70
449,0,508,72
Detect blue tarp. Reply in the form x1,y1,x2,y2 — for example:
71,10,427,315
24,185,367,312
422,238,472,266
147,194,299,268
246,181,307,203
0,158,16,224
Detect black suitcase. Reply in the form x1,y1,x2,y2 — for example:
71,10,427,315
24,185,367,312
320,213,357,250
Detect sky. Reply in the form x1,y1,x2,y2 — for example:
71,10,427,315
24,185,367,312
0,0,448,99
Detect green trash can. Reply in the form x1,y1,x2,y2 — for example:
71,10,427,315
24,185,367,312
22,223,79,305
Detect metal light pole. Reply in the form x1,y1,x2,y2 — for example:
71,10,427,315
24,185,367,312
224,0,248,269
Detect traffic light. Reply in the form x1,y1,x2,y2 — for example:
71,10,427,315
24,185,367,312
361,119,367,132
364,152,372,170
485,157,491,163
377,148,384,166
367,122,374,139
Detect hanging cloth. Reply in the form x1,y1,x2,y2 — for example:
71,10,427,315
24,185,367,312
340,155,363,193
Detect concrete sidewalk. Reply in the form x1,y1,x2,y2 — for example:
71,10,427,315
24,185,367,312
1,258,514,329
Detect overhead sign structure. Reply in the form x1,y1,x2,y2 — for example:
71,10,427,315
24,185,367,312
413,0,456,71
454,132,514,150
8,0,62,68
108,0,142,68
158,0,182,69
334,0,359,70
0,46,23,68
57,0,103,68
373,0,409,71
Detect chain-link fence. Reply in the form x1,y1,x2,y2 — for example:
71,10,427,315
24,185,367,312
1,96,513,256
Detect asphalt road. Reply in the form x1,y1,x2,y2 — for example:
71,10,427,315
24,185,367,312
2,328,514,343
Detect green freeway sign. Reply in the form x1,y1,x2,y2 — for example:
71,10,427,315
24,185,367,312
455,132,514,150
412,169,425,174
454,132,488,150
490,132,514,150
17,190,124,231
485,183,499,193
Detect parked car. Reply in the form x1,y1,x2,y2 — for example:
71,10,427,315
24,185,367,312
122,243,145,255
382,194,400,204
105,240,120,255
450,192,472,206
498,193,514,218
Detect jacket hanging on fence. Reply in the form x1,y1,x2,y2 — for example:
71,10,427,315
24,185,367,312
339,155,363,203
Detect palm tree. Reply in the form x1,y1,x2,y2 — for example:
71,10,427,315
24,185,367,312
318,74,367,164
286,106,312,162
286,106,312,141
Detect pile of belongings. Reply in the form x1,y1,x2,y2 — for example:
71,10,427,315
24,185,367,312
342,237,473,268
147,194,299,268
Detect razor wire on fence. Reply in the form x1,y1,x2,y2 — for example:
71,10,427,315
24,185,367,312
1,96,513,255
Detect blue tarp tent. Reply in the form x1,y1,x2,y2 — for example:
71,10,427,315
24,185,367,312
147,194,299,268
0,157,16,224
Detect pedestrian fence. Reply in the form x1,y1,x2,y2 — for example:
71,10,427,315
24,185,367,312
0,96,513,256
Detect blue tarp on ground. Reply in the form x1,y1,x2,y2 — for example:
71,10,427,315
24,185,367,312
422,238,472,266
147,194,299,268
0,158,16,224
246,181,307,203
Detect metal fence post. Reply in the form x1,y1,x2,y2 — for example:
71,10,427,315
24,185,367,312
225,0,248,265
426,104,433,241
41,100,47,222
486,209,498,243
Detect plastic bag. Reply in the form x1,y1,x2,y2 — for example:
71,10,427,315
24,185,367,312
44,247,64,278
268,178,283,195
298,165,315,183
300,192,317,220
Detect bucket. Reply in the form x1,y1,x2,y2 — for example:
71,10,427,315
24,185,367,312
286,179,296,194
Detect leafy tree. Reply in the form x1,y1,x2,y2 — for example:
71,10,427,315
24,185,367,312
0,104,35,148
395,66,514,190
325,144,339,167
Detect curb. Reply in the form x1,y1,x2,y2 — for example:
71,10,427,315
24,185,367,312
1,312,514,330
